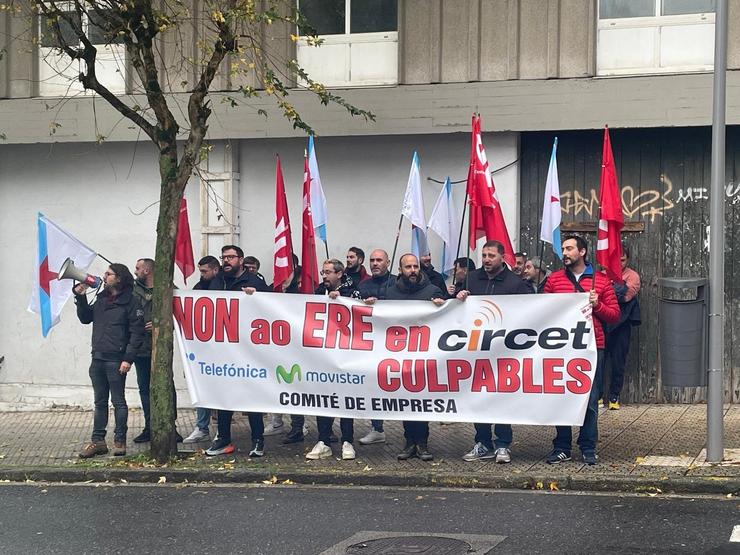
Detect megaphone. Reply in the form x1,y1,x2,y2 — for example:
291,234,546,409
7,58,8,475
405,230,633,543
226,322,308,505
58,258,102,288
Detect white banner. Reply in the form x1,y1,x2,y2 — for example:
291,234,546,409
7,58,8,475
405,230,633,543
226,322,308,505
173,291,597,426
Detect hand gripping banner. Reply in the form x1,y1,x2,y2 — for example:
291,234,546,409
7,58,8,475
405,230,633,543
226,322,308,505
173,292,597,426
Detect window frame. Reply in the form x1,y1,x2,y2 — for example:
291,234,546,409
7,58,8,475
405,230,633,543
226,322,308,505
597,0,716,76
295,0,398,88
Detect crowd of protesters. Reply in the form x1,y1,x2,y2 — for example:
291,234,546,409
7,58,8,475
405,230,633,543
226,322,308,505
72,234,640,466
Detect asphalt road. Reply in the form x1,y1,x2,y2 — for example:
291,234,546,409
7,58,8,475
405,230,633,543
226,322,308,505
0,482,737,554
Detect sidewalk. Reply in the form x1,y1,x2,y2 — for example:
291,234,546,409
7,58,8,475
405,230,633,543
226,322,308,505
1,405,738,494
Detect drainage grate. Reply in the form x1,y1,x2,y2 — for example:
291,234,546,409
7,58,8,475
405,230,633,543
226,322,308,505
346,535,471,554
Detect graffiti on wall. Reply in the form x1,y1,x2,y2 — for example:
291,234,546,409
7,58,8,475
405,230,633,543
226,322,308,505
560,175,740,220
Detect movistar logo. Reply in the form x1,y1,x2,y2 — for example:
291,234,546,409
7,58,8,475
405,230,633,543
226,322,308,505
276,364,302,384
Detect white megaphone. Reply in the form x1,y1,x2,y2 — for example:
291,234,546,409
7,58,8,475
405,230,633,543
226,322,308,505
58,258,102,288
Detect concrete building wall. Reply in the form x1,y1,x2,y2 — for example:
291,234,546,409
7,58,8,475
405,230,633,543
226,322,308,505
0,141,196,409
0,132,518,408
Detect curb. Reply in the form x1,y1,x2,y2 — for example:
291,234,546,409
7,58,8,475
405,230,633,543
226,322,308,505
1,466,738,496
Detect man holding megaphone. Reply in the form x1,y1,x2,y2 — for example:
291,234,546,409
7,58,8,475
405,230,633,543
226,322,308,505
73,263,145,458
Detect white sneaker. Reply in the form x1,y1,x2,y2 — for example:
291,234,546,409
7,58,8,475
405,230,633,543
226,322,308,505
306,441,332,460
182,428,209,443
359,430,386,445
341,441,356,460
494,447,512,464
263,422,285,436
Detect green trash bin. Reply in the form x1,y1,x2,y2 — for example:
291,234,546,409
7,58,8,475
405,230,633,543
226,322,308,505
658,277,707,387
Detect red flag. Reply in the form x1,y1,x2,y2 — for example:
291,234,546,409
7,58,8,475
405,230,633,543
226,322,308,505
174,198,195,283
466,115,515,266
300,153,320,294
596,126,624,282
273,155,295,292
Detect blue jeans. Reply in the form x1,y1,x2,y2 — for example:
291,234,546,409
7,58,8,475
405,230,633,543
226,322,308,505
552,349,605,454
89,359,128,443
403,421,429,443
134,356,151,431
371,419,384,432
216,410,264,443
135,355,178,432
606,324,632,400
473,423,512,449
195,408,211,433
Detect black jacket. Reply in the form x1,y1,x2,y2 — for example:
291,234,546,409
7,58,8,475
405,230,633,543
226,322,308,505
75,287,145,363
385,272,445,301
421,265,448,296
465,266,533,296
357,272,396,300
193,277,215,290
132,280,153,356
208,270,270,292
314,275,360,298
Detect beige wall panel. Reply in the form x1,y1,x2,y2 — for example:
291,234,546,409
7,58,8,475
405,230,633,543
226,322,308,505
263,15,295,89
155,0,197,94
399,0,437,84
479,0,512,81
440,0,473,82
5,72,740,143
518,0,548,79
1,12,9,98
557,0,593,77
728,0,740,69
7,12,34,98
546,0,560,78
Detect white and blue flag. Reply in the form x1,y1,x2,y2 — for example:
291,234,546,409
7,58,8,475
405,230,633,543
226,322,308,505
427,177,459,277
307,135,328,244
540,137,562,259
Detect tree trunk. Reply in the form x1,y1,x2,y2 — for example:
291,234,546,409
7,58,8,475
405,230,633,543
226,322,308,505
150,153,185,462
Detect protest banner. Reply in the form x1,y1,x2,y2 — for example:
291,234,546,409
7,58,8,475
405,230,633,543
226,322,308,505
173,291,596,426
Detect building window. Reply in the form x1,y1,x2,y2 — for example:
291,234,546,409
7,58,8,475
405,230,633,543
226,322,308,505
296,0,398,87
38,6,126,97
597,0,715,76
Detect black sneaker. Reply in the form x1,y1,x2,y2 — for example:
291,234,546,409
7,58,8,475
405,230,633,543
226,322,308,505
417,443,434,462
582,452,598,465
397,442,417,461
282,428,304,444
133,430,150,443
249,439,265,457
205,438,235,456
546,449,572,464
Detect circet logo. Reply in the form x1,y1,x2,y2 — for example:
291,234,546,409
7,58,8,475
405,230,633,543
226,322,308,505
475,299,503,326
276,363,302,384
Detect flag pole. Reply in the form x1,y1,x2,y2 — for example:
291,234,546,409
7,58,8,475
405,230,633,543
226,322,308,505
97,253,113,264
465,200,472,292
388,213,404,274
455,190,468,264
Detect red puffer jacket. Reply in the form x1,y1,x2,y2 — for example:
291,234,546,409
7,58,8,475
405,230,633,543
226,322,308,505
544,266,620,349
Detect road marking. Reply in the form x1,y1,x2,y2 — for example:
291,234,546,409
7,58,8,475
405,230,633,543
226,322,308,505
730,525,740,542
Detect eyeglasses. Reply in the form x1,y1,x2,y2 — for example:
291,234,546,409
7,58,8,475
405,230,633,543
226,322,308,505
320,270,337,276
220,254,240,261
104,271,117,277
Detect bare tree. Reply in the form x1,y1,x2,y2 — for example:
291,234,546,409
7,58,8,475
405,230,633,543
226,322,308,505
13,0,373,462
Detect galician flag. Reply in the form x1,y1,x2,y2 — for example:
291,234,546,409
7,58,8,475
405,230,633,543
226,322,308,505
427,177,460,276
401,151,429,257
307,135,328,244
540,137,563,259
28,213,97,337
